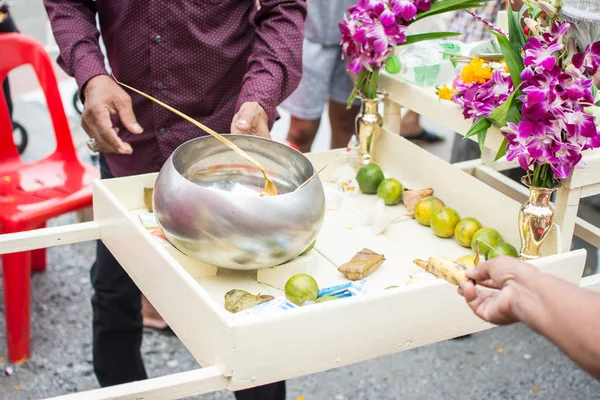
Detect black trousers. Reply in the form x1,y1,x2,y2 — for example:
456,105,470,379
91,155,286,399
1,10,17,119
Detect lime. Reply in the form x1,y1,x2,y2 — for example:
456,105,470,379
456,254,477,268
414,197,445,226
487,242,518,259
356,163,385,194
299,239,316,256
284,273,319,306
454,217,483,248
431,207,461,238
471,228,503,257
314,295,338,304
377,178,403,205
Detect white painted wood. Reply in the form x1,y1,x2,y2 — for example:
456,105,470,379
581,274,600,293
580,181,600,198
554,185,582,253
496,10,508,33
255,251,319,290
0,221,100,255
472,164,600,249
228,249,587,390
568,149,600,189
383,97,401,133
93,177,235,375
45,366,227,400
573,218,600,249
378,74,506,153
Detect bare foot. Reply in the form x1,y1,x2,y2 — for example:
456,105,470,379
142,294,168,330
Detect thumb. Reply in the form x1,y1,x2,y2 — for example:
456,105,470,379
114,96,143,134
233,108,256,133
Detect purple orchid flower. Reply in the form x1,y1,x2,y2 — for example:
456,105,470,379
413,0,431,12
390,0,417,22
564,111,598,138
523,36,563,71
572,41,600,76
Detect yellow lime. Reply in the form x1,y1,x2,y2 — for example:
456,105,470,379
487,242,518,259
454,217,483,248
471,228,503,257
414,197,446,226
284,273,319,306
457,254,477,268
377,178,403,205
299,239,316,256
356,163,385,194
431,207,461,238
314,295,338,304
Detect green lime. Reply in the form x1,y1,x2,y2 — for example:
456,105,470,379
314,295,338,304
454,217,483,248
299,239,316,256
377,178,403,205
487,242,518,259
284,273,319,306
471,228,503,257
356,163,385,194
414,197,445,226
385,56,402,74
431,207,461,238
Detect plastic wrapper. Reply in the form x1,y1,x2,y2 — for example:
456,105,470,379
371,199,391,235
318,280,368,298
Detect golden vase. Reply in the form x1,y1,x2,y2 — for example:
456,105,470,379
518,176,559,260
356,94,384,165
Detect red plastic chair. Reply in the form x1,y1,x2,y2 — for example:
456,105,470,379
0,33,99,362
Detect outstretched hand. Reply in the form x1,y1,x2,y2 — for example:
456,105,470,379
458,256,541,326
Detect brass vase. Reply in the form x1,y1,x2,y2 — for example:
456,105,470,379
518,176,559,260
356,94,384,165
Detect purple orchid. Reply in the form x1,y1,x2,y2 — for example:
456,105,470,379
390,0,417,21
572,41,600,76
340,0,421,74
523,36,563,71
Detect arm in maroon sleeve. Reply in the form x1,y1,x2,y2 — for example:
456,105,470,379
43,0,108,94
236,0,307,127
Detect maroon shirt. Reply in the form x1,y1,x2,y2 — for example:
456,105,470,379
44,0,306,177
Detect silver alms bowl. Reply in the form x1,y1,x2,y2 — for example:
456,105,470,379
153,134,325,270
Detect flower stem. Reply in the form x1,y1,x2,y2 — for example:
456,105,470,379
531,164,556,188
347,68,381,108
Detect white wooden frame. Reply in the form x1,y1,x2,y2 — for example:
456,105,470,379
1,131,599,400
379,73,600,253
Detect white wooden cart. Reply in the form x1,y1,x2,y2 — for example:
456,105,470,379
1,127,600,399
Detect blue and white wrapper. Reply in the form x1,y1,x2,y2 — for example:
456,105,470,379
318,280,368,299
235,297,298,318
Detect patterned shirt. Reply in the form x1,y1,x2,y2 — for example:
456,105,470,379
448,0,506,42
44,0,307,177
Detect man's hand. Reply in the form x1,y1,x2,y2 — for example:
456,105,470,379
81,75,143,154
231,101,270,138
458,256,542,326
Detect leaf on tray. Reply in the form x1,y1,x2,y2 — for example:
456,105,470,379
338,248,385,281
224,289,274,313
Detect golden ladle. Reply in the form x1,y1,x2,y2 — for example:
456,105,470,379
113,76,278,197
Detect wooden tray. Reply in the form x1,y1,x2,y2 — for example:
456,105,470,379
1,130,595,400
